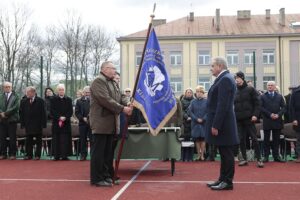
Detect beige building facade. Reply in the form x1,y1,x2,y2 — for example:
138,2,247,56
118,9,300,96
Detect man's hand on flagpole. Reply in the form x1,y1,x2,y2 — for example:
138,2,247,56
123,106,132,116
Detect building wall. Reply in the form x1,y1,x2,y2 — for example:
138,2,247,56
119,36,300,96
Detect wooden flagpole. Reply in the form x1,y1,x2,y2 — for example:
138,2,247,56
114,3,156,184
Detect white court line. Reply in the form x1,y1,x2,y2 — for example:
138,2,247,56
111,160,151,200
133,180,300,184
1,178,300,185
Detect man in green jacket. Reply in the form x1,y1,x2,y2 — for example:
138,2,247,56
0,82,20,160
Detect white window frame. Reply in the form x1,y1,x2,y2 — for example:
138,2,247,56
198,77,211,91
244,52,254,64
170,51,182,66
198,50,210,65
170,77,182,93
226,51,239,65
262,50,275,64
136,52,142,67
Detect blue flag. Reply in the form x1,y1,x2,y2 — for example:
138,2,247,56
133,29,177,136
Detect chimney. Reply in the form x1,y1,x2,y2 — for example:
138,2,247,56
215,8,220,31
189,12,194,21
279,8,285,26
265,9,271,19
152,19,167,27
237,10,251,20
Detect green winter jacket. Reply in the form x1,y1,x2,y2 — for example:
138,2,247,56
0,92,20,123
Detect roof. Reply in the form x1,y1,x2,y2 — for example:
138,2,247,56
117,14,300,41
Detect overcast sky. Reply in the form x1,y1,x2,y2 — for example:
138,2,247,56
1,0,299,36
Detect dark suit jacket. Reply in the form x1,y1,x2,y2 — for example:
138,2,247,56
205,70,239,146
260,91,286,130
20,96,47,135
290,87,300,132
75,96,90,126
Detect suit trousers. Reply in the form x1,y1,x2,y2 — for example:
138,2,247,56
0,122,17,156
79,124,92,157
238,122,261,161
263,129,281,159
296,132,300,157
218,145,235,185
90,134,113,184
26,134,42,158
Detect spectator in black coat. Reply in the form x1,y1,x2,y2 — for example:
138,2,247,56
260,81,286,162
50,84,73,160
181,88,194,140
20,86,47,160
290,86,300,163
75,86,91,161
234,71,263,168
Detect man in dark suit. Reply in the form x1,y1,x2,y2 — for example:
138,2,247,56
205,57,239,191
0,82,20,160
20,86,47,160
260,81,285,163
75,86,91,161
290,86,300,163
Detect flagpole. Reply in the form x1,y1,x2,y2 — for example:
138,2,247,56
132,4,156,97
114,3,156,184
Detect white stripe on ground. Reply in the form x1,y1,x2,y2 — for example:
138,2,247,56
111,160,151,200
1,178,300,185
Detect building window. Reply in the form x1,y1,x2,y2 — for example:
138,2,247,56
198,77,211,91
244,52,254,64
263,76,275,90
226,51,239,65
262,50,275,64
170,51,182,66
136,52,142,67
170,77,182,93
198,50,210,65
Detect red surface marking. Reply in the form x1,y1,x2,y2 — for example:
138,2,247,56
0,160,147,200
119,161,300,200
0,160,300,200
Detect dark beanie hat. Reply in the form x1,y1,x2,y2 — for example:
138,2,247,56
235,71,245,80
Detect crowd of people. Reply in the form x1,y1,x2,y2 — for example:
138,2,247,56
0,59,300,188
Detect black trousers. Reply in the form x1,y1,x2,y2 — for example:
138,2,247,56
79,124,92,157
109,137,120,178
238,122,261,160
263,129,281,159
90,134,113,184
218,145,235,185
26,134,42,158
0,122,17,156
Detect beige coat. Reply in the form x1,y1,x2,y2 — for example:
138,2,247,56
89,72,128,134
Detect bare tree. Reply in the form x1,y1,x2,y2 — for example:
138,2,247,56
0,4,31,84
91,26,116,78
43,26,58,87
57,11,83,97
79,25,92,87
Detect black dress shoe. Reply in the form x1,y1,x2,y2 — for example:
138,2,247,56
211,182,233,190
273,158,285,163
80,156,86,161
207,180,222,188
93,180,112,187
105,178,113,184
24,156,32,160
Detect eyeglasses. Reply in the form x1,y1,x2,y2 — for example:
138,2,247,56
125,91,131,93
106,66,116,70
